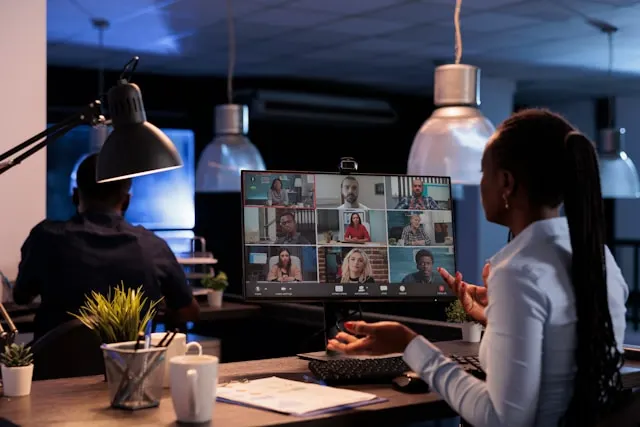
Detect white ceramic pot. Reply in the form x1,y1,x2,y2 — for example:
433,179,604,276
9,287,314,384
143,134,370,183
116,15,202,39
461,322,482,343
207,290,223,308
1,364,34,397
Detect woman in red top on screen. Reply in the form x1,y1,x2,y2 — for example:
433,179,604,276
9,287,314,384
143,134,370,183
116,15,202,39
344,213,370,243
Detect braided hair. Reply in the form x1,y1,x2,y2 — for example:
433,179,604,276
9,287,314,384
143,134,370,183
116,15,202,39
487,108,623,426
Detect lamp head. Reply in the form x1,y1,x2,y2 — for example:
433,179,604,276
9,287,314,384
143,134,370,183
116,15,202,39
96,57,183,183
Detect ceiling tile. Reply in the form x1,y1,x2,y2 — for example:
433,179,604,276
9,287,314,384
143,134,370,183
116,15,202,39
156,25,228,57
241,7,338,27
420,0,524,10
444,12,543,32
157,0,268,35
290,0,403,15
364,2,456,25
317,17,412,36
498,0,612,20
272,28,353,47
302,47,375,61
238,39,314,57
385,24,473,45
588,0,640,5
344,38,427,54
47,43,107,66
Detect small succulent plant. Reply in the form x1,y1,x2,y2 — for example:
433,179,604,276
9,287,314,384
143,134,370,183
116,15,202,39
201,271,229,292
0,343,34,368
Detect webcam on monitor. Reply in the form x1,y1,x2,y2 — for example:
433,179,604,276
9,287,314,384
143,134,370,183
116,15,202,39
338,157,358,175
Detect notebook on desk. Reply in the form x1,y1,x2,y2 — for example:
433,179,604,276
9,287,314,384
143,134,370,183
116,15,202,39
216,376,386,416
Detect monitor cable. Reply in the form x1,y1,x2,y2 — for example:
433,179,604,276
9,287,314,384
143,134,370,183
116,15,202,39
299,303,363,353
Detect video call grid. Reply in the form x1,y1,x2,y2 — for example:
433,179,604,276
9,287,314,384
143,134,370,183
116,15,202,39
241,171,456,292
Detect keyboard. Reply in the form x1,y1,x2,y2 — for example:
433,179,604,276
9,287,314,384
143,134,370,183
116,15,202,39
308,353,486,384
448,354,486,380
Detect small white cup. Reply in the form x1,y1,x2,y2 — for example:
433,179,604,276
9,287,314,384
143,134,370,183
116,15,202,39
170,355,219,424
151,332,203,388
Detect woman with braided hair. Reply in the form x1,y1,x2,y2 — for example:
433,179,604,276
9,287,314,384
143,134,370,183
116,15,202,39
326,108,628,427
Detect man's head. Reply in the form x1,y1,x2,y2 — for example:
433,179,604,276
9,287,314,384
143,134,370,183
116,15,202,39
412,179,423,197
73,154,132,214
341,176,359,204
279,211,296,234
415,249,434,276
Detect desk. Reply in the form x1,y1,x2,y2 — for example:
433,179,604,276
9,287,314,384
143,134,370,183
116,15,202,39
3,341,640,427
3,301,261,324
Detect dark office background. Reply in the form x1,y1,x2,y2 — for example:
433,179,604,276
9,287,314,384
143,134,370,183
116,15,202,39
47,66,446,319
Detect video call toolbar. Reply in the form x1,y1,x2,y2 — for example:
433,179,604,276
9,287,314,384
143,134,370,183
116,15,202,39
241,171,457,300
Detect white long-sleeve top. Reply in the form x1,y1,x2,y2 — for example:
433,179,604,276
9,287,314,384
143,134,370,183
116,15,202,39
403,217,628,427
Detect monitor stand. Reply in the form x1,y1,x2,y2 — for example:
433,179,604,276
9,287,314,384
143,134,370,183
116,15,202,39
297,302,361,360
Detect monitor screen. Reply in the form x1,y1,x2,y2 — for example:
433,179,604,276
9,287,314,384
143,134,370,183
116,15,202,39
46,125,195,230
241,171,456,300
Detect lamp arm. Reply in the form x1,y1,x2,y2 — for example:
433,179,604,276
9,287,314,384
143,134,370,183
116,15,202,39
0,303,16,336
0,101,105,176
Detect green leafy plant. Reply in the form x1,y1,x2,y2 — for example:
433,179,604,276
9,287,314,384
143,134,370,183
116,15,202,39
69,283,162,344
1,343,33,368
445,299,475,324
201,271,229,291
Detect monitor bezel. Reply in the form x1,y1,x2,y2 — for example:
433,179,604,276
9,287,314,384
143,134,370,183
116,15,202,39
240,169,458,303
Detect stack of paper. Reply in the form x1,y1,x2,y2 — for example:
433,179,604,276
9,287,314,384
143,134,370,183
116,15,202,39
216,376,386,417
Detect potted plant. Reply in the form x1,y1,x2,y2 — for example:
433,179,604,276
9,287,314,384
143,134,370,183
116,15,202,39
70,283,161,344
201,271,228,308
445,299,482,343
1,343,34,397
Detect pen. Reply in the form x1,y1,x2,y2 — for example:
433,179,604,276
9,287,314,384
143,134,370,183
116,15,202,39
144,321,152,350
157,330,171,348
163,328,179,348
134,331,144,352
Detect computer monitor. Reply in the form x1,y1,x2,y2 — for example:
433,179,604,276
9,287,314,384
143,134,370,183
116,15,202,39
241,171,457,303
46,125,195,231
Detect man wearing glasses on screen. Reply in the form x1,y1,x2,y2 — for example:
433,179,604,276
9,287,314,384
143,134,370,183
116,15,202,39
395,178,441,210
274,212,310,245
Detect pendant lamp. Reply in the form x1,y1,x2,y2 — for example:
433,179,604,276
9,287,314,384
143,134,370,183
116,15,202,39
407,63,495,186
195,104,265,192
598,128,640,198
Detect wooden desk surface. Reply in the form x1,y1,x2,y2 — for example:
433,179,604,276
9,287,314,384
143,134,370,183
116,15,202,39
5,341,637,427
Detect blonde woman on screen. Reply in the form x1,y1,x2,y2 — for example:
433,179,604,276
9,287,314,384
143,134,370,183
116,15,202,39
340,248,374,284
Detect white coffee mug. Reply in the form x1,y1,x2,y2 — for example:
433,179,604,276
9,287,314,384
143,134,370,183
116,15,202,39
170,355,218,424
151,332,203,388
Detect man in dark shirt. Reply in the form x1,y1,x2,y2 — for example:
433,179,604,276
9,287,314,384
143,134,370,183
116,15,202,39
13,154,199,340
401,249,442,285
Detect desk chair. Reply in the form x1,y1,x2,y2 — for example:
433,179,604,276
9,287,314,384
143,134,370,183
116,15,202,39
597,390,640,427
269,256,301,272
31,319,104,381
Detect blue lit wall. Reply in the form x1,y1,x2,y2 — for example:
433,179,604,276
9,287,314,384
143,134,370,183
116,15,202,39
46,125,195,230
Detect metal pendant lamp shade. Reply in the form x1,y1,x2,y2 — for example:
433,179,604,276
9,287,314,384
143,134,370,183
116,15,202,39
97,82,183,183
598,128,640,198
408,64,495,186
195,104,266,193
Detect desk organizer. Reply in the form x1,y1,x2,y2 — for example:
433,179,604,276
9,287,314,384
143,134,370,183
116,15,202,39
102,341,167,410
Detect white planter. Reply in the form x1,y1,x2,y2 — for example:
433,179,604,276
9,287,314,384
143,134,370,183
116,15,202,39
461,322,482,343
207,290,223,308
1,364,34,397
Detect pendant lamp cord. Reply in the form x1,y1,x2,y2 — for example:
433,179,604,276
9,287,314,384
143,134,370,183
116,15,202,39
226,0,236,104
454,0,463,64
607,30,614,128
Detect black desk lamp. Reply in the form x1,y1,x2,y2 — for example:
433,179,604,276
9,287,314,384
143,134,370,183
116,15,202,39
0,56,183,346
0,57,183,179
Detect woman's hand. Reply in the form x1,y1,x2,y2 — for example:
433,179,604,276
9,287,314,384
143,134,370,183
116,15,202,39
438,263,490,325
327,321,418,356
